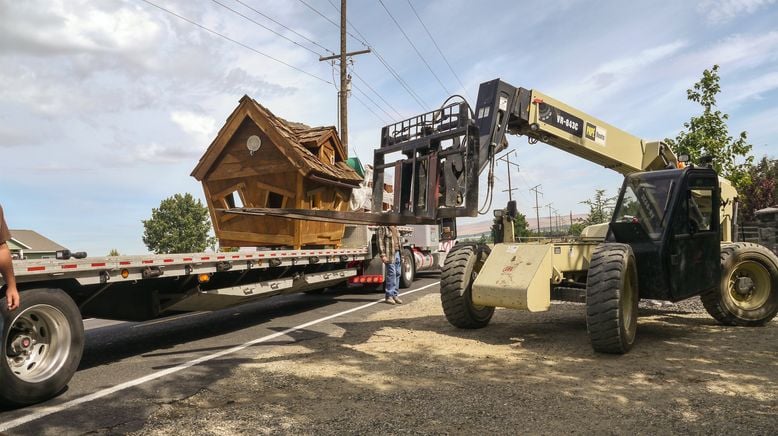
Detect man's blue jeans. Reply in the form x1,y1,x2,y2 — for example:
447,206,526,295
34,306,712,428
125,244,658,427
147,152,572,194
385,251,401,297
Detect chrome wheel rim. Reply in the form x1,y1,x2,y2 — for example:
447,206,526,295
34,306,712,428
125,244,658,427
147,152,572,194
402,252,413,282
5,304,72,383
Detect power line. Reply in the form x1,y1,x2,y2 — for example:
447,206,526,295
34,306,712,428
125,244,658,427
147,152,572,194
138,0,332,84
230,0,337,56
352,82,395,123
406,0,471,101
210,0,323,57
515,171,536,202
351,91,389,125
324,0,428,110
370,48,429,109
377,0,451,96
351,70,403,120
296,0,368,46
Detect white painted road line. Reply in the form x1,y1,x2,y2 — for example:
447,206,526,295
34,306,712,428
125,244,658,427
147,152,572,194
0,283,440,432
131,311,209,328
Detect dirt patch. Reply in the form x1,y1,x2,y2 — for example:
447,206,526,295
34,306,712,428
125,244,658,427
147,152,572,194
132,293,778,435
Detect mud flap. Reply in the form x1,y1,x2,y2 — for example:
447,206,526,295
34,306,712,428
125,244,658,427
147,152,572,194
472,243,552,311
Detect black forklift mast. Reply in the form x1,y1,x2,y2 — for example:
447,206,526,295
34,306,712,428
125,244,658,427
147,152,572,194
371,79,524,221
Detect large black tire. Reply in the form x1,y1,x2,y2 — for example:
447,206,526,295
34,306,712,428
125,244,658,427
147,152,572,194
585,243,639,354
701,242,778,326
399,248,415,289
0,288,84,407
440,243,494,328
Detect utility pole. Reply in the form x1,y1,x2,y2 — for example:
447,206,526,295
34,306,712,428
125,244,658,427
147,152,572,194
530,184,542,234
546,203,554,235
319,0,370,154
497,151,520,201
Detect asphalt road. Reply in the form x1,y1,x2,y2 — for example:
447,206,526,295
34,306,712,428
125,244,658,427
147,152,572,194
0,277,441,435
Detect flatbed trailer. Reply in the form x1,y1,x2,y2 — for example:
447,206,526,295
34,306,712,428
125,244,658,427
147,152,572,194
0,246,369,406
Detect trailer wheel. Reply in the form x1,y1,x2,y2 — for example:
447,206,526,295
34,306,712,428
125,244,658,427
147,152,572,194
585,243,639,354
0,288,84,407
400,248,415,289
701,242,778,326
440,243,494,328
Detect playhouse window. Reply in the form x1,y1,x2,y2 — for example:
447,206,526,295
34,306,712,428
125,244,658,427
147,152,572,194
224,189,245,208
308,193,320,209
267,191,285,208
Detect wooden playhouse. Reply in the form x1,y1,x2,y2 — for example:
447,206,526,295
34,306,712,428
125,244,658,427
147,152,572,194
191,95,363,249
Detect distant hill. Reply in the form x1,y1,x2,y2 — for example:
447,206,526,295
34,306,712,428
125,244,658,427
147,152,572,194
458,213,588,238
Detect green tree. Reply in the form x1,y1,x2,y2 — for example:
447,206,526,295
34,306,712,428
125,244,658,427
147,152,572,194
568,221,586,236
665,65,753,191
142,193,216,254
108,248,120,256
581,189,617,226
740,156,778,220
513,211,531,239
491,210,531,242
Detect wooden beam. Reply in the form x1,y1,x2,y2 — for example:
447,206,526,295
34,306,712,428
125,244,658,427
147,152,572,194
255,179,296,199
217,230,294,245
202,183,220,232
294,174,303,249
218,208,437,225
206,163,290,181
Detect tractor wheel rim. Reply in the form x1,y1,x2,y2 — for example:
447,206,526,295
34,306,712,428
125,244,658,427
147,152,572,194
728,260,771,311
5,304,72,383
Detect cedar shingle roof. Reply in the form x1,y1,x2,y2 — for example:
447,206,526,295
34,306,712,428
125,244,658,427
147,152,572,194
191,96,361,185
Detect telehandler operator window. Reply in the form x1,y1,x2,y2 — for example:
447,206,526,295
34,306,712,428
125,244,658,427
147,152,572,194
614,173,676,240
688,189,713,232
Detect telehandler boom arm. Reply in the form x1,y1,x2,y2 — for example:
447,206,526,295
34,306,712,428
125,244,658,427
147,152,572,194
473,79,678,175
369,78,678,221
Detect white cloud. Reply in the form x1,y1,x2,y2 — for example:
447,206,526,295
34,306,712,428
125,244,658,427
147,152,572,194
0,1,160,59
550,40,688,104
171,111,217,141
699,0,777,23
120,142,199,164
724,71,778,104
699,31,778,70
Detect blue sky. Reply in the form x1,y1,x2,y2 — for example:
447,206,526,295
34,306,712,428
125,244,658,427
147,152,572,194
1,0,776,255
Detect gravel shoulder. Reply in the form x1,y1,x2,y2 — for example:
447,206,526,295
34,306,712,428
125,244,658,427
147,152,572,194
132,290,778,435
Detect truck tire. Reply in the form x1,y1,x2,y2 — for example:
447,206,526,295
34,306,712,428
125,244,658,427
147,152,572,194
0,288,84,407
440,243,494,328
400,248,415,289
701,242,778,326
585,243,639,354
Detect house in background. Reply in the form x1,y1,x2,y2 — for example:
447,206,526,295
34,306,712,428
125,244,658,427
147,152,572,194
7,229,67,260
191,95,363,249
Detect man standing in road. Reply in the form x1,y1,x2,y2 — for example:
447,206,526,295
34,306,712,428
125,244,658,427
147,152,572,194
0,205,20,311
377,225,402,305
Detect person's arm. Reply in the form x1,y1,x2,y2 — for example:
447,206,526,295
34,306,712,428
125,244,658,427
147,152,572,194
376,227,389,263
0,242,19,310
